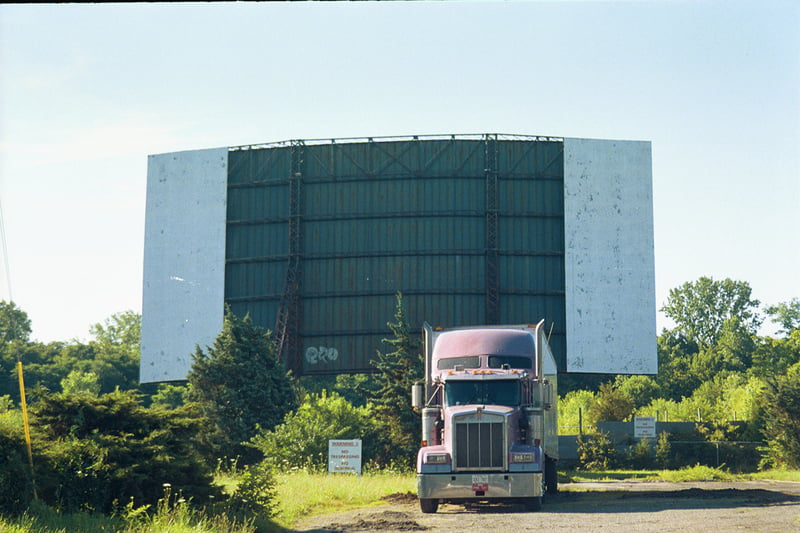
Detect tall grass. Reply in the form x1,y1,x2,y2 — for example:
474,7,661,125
743,469,800,482
658,464,735,482
0,488,261,533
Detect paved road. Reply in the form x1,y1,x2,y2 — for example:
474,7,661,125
295,481,800,532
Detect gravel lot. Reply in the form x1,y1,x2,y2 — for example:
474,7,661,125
294,480,800,532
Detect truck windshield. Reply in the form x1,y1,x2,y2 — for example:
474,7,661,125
445,380,520,407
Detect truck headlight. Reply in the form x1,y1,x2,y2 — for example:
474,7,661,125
511,453,535,463
425,453,450,465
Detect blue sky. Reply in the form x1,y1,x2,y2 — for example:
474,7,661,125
1,1,798,343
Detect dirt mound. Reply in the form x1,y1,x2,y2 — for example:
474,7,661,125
632,487,800,504
327,510,426,532
381,492,418,504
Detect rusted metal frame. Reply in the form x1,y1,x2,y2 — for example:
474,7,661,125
274,140,305,374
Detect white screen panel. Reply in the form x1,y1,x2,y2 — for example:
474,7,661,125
564,138,657,374
140,148,228,382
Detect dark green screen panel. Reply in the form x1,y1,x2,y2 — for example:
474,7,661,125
225,136,564,375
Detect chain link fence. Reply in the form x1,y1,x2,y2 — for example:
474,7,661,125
558,421,765,471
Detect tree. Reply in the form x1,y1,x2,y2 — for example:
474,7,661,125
765,298,800,336
0,302,35,399
759,362,800,468
149,383,188,409
87,310,141,392
369,292,423,467
2,342,65,400
186,309,297,462
60,369,101,395
661,277,761,348
751,330,800,378
586,382,634,424
614,375,661,410
0,301,31,345
655,328,700,400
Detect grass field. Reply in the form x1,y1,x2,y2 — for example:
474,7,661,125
272,470,416,528
1,468,798,532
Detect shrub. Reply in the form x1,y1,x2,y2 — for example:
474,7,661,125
558,390,596,435
655,431,673,469
627,438,653,469
31,389,221,513
227,461,278,517
0,409,35,514
249,391,379,471
576,431,618,471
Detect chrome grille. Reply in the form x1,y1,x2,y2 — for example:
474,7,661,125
454,421,505,470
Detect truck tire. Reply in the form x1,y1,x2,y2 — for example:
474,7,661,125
419,498,439,513
545,456,558,495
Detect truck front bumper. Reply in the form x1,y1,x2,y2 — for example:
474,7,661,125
417,472,542,500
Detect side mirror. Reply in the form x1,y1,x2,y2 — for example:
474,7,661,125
412,381,425,411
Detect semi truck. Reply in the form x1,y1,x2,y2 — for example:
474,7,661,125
412,321,558,513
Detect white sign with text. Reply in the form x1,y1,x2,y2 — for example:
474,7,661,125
328,439,362,475
634,416,657,439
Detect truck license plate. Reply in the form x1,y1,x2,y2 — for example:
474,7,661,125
471,474,489,492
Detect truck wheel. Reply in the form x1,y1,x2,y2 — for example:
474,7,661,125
526,496,542,512
545,456,558,495
419,498,439,513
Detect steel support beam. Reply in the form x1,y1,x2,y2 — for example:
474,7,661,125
484,134,500,324
274,140,305,374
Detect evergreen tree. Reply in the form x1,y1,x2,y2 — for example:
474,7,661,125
370,293,423,467
759,362,800,468
32,389,220,512
186,308,297,462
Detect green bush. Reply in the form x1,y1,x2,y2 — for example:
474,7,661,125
576,431,618,471
227,462,278,518
627,438,653,469
249,391,380,471
655,431,673,469
31,389,221,513
0,409,35,514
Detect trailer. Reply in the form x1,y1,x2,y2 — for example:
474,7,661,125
412,320,558,513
